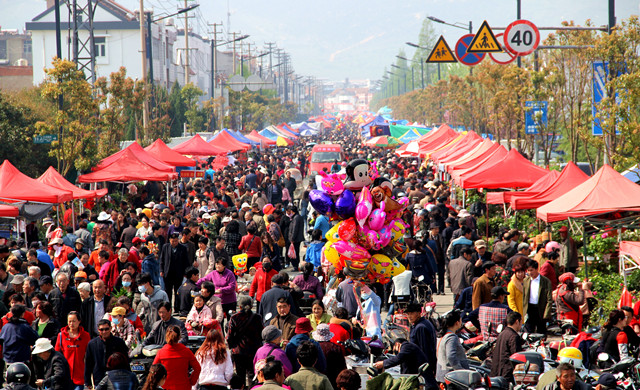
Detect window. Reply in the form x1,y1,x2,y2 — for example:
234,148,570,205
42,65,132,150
0,41,7,60
23,39,32,54
94,36,106,57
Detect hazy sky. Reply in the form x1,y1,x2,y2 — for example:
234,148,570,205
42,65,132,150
3,0,638,82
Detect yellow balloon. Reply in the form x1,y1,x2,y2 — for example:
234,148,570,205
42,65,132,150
232,254,248,275
325,223,340,242
390,219,406,242
367,254,393,278
389,257,406,276
323,243,341,266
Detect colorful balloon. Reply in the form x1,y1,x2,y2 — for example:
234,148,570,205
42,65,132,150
325,224,340,242
309,190,334,215
323,243,341,267
316,171,345,196
232,254,248,275
378,226,393,248
333,240,371,260
367,254,393,279
338,218,357,241
335,189,356,219
389,258,406,276
389,219,407,242
368,201,387,231
355,187,373,228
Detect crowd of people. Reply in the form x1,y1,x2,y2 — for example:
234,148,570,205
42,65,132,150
0,123,623,390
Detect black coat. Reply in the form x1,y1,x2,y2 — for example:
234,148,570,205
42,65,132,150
48,287,81,327
84,336,129,387
34,350,73,390
288,214,304,243
490,326,523,381
158,243,189,280
31,317,61,344
176,279,198,317
80,295,112,339
383,341,427,374
257,286,300,324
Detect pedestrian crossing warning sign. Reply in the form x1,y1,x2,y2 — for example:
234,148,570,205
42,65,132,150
467,20,503,53
426,36,457,63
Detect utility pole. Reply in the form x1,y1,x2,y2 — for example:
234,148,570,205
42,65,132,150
231,32,238,74
516,0,522,68
183,0,190,84
604,0,616,165
208,23,222,100
54,0,64,172
139,0,148,141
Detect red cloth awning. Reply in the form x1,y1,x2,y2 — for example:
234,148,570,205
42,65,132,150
512,162,590,210
430,131,481,163
459,148,548,189
144,139,196,167
0,205,19,218
95,142,174,172
620,241,640,259
432,134,482,164
247,130,276,146
78,149,178,183
486,170,560,205
450,145,507,182
0,161,74,203
209,130,251,152
442,139,495,170
537,164,640,222
38,167,107,200
172,134,227,156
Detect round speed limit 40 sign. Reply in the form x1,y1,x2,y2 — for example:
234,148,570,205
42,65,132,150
504,20,540,56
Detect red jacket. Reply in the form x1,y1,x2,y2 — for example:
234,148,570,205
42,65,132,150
329,318,353,345
153,343,201,390
2,311,35,326
54,326,91,385
102,259,140,292
53,245,76,269
249,268,278,301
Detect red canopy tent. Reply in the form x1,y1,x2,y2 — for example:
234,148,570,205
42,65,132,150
450,145,507,181
417,127,459,157
144,139,196,167
78,149,179,183
95,142,174,172
486,170,560,205
209,130,251,152
430,131,481,163
38,167,108,199
0,205,19,218
172,134,227,156
511,162,590,210
537,165,640,222
441,138,495,170
395,125,453,157
246,130,276,146
0,160,73,204
459,148,548,189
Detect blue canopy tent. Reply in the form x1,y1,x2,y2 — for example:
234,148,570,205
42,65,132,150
622,164,640,183
300,128,318,136
399,128,427,143
361,115,390,137
230,130,260,146
259,128,279,140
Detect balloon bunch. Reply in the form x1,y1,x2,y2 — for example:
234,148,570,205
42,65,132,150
309,159,409,284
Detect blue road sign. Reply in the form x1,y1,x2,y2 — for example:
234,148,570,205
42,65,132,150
455,34,486,66
592,61,624,136
525,101,547,135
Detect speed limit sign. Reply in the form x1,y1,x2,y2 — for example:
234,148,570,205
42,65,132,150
504,20,540,56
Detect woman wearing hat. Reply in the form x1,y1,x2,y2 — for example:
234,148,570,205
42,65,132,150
32,337,74,390
253,325,293,377
109,306,136,349
314,324,346,390
555,272,586,331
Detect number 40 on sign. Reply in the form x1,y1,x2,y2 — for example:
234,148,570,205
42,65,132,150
504,20,540,56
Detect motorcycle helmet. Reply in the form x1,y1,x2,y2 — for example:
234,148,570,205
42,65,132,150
545,241,561,252
6,362,31,384
558,347,583,368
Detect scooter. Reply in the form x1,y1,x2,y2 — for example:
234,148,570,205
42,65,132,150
130,344,162,389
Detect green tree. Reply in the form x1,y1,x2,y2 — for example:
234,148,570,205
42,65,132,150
36,58,98,175
181,83,205,133
168,81,186,137
0,92,56,176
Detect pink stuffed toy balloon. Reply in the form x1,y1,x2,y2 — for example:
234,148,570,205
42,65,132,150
333,240,371,260
368,201,386,231
355,186,373,228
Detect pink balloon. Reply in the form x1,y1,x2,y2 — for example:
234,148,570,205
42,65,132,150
333,240,371,260
368,201,386,231
366,230,382,251
355,187,373,228
379,226,393,247
338,219,357,241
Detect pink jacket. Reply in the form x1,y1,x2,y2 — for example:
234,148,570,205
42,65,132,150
186,305,221,335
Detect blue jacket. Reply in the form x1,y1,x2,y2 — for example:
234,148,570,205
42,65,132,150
0,319,39,363
285,334,327,374
37,249,55,273
410,317,438,388
141,254,161,286
313,215,332,236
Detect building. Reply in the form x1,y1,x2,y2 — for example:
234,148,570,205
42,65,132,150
323,87,373,113
26,0,178,86
0,29,33,89
175,30,211,98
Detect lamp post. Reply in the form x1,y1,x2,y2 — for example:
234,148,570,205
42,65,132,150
390,64,406,94
386,70,398,96
397,55,422,90
405,42,440,82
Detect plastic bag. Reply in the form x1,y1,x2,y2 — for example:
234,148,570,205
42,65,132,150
287,243,296,259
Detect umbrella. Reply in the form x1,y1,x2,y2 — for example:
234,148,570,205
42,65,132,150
396,140,420,157
364,136,401,148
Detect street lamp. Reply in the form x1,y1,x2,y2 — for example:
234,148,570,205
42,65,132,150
386,70,400,96
397,55,421,90
390,64,407,94
406,42,441,82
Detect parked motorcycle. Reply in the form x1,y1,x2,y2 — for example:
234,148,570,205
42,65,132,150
130,344,162,388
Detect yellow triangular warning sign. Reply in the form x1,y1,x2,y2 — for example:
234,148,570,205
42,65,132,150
467,20,503,53
426,36,457,63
